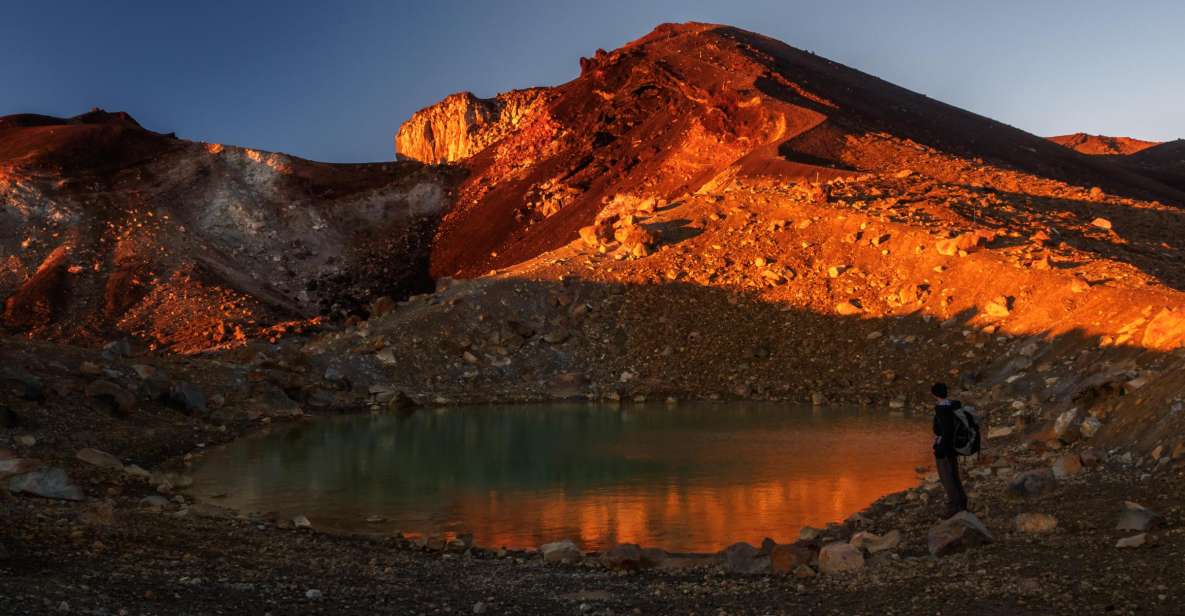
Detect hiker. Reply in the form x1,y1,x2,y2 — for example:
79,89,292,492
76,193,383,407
931,382,969,518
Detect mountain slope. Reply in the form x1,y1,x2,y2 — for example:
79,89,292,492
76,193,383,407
396,22,1185,278
1,110,459,351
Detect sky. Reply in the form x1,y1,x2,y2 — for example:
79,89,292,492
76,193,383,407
2,0,1182,163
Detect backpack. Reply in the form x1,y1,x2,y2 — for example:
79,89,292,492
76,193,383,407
952,404,981,456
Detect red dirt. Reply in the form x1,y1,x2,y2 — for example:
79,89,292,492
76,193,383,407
1047,133,1161,156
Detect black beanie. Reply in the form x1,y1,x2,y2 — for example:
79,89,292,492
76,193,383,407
931,382,948,398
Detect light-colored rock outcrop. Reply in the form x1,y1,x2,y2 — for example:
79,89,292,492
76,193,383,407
396,89,551,164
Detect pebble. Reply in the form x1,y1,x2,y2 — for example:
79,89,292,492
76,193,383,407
305,589,323,600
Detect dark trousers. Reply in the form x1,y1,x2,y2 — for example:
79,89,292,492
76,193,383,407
936,455,968,516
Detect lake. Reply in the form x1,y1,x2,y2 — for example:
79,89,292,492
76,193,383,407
188,402,931,553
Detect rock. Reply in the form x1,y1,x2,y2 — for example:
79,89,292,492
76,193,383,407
369,296,397,318
1116,501,1159,532
1079,416,1102,439
305,589,323,600
386,390,418,413
540,539,583,564
835,301,863,316
817,542,864,574
799,526,822,541
292,515,312,528
166,382,207,413
928,511,993,557
6,467,84,501
140,495,171,509
16,435,35,447
1007,469,1055,499
1053,408,1079,438
1141,309,1185,351
76,448,123,471
1051,453,1083,478
473,601,488,614
721,541,771,574
1090,217,1112,230
769,542,814,573
849,529,901,554
1014,512,1058,534
602,543,663,570
0,457,41,480
984,296,1011,317
85,380,137,416
1116,534,1146,549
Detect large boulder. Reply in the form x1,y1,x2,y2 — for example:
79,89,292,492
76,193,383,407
1116,501,1159,532
849,530,901,554
6,467,84,501
817,542,864,574
1007,469,1056,499
85,379,137,416
721,542,771,575
928,511,993,557
769,542,815,574
540,539,583,564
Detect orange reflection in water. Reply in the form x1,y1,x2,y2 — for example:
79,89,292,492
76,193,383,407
434,429,928,552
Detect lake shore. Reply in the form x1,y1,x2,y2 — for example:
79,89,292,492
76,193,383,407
4,349,1183,616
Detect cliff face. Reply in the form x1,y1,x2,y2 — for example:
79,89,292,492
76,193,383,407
395,89,552,164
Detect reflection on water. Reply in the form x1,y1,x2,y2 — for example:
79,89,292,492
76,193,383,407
189,402,930,552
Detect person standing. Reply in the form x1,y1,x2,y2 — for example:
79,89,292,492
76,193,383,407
931,382,968,518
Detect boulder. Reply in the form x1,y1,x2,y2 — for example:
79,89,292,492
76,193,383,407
602,543,665,570
769,542,815,574
166,382,208,413
76,448,123,471
817,542,864,574
1051,454,1083,478
6,467,83,501
928,511,993,557
85,380,137,416
849,529,901,554
1007,469,1055,499
1053,408,1079,438
1116,534,1146,549
721,541,770,575
540,539,583,564
1116,501,1159,532
1079,416,1102,439
1013,512,1058,534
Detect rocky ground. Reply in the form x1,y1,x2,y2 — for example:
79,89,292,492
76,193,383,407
3,357,1183,615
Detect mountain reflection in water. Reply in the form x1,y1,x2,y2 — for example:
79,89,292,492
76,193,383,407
189,403,931,552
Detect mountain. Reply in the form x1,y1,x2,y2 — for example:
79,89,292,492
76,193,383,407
1048,132,1161,156
0,110,458,352
396,22,1185,278
1117,139,1185,192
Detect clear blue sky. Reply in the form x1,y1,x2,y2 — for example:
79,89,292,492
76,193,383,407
2,0,1182,162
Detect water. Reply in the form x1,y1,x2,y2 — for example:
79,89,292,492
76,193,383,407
189,402,931,553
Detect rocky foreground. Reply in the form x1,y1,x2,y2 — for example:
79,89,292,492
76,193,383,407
2,331,1184,616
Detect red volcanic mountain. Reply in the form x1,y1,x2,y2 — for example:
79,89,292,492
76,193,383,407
1,110,458,351
1048,132,1161,156
397,22,1184,278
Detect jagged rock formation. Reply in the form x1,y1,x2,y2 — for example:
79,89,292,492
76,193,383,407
401,23,1184,279
395,89,552,164
1048,133,1161,156
1,110,460,352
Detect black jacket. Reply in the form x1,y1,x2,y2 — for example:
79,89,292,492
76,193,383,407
932,400,963,459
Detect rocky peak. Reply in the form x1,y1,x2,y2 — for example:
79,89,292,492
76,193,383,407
395,89,551,164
